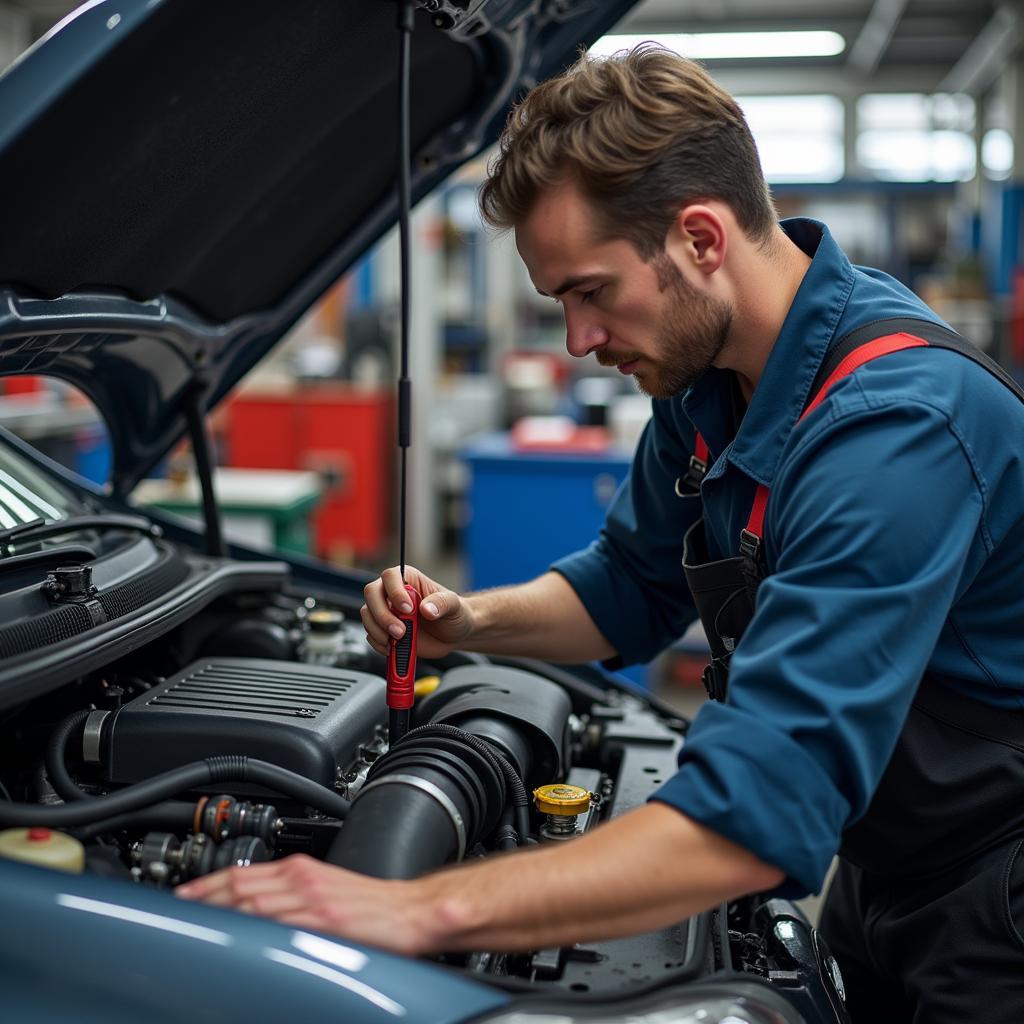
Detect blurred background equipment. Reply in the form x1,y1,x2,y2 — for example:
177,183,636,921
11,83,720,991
3,0,1023,699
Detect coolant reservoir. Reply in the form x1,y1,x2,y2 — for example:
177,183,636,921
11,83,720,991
533,784,592,841
299,608,345,666
0,828,85,873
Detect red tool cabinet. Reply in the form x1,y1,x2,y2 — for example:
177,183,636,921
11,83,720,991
226,388,394,561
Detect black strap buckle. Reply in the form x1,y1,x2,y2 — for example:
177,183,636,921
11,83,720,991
738,528,760,561
675,455,708,496
701,659,729,702
738,528,765,596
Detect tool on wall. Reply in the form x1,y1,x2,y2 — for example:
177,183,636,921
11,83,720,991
387,0,419,745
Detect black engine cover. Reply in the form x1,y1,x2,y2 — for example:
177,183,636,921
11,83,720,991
106,658,385,789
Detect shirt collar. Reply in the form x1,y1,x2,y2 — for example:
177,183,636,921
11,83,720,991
684,217,856,486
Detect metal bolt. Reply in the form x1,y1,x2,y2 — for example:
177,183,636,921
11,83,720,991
148,861,170,883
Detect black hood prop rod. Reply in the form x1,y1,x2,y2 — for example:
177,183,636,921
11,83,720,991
181,377,226,559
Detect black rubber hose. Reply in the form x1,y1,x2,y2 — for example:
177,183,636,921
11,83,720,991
0,756,350,828
327,730,507,877
45,709,92,802
71,800,196,841
514,802,530,845
404,724,532,842
329,778,463,879
495,804,519,851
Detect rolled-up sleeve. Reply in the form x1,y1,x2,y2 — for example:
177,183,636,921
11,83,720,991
552,398,702,666
651,393,986,895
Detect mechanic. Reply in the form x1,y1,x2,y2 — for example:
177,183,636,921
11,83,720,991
179,46,1024,1021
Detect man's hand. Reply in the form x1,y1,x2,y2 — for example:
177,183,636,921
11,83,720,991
175,854,438,956
363,568,616,665
361,565,473,660
176,805,784,955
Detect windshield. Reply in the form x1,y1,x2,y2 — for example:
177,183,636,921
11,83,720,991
0,435,77,530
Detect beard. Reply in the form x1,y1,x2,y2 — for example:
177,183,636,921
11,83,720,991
596,255,732,400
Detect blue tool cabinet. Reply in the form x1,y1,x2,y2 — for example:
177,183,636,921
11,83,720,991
460,433,651,686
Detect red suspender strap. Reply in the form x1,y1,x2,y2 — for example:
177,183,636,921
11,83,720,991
746,484,770,541
694,433,709,466
743,333,931,546
801,333,929,421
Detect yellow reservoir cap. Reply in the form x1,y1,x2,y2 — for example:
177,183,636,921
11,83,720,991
414,675,441,698
0,828,85,873
533,784,591,816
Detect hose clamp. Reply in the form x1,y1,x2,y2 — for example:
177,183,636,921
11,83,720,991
82,709,110,764
357,773,467,860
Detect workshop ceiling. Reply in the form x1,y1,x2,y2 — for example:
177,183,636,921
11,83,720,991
2,0,1013,97
614,0,1010,97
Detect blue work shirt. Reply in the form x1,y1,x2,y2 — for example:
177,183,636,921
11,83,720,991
553,218,1024,896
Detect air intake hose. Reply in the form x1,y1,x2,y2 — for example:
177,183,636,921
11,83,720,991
326,727,507,878
327,668,572,878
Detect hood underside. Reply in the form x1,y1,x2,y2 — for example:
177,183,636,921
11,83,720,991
0,0,636,495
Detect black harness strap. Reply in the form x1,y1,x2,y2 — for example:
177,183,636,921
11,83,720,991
810,317,1024,405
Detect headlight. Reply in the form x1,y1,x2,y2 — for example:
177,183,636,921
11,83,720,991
473,981,805,1024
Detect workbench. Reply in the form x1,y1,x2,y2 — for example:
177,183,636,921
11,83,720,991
133,468,322,554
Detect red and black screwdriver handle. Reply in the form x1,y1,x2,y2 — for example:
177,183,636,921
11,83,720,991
387,584,419,743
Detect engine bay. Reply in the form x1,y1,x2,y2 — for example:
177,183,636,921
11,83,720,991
0,515,844,1017
0,542,704,990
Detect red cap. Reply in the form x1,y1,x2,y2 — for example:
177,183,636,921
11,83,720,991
26,828,52,842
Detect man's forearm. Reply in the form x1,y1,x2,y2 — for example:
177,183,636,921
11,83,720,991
413,803,785,953
461,571,616,663
177,802,786,955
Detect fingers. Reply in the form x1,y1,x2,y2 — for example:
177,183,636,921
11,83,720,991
176,859,289,905
362,565,439,641
177,855,331,915
420,586,472,643
382,565,415,613
236,889,312,919
176,855,431,954
359,601,391,652
361,570,406,643
360,565,471,662
364,569,415,638
419,590,442,619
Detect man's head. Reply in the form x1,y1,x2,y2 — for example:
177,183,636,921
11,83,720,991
479,45,776,398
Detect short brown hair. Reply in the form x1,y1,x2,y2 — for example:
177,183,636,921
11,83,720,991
479,44,776,258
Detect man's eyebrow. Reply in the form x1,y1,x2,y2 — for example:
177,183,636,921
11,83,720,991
535,275,602,298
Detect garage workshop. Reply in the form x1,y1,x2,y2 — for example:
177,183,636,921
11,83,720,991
0,2,1023,1021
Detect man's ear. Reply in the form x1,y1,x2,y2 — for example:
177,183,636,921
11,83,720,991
666,204,727,276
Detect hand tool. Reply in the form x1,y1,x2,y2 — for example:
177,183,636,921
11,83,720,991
387,0,418,745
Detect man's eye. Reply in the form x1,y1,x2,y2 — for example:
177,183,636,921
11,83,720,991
579,286,602,305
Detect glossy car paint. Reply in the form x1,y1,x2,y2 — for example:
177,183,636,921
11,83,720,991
0,856,508,1023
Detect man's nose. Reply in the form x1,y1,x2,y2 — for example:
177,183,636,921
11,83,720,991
564,307,608,359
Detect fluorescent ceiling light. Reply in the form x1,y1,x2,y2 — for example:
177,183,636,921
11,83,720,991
590,31,846,61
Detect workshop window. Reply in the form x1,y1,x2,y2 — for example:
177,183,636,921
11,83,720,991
982,128,1013,180
737,94,844,183
857,93,976,182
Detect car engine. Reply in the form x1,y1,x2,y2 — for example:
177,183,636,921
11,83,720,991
0,515,847,1019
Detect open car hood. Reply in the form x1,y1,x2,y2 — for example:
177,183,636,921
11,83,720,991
0,0,635,497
